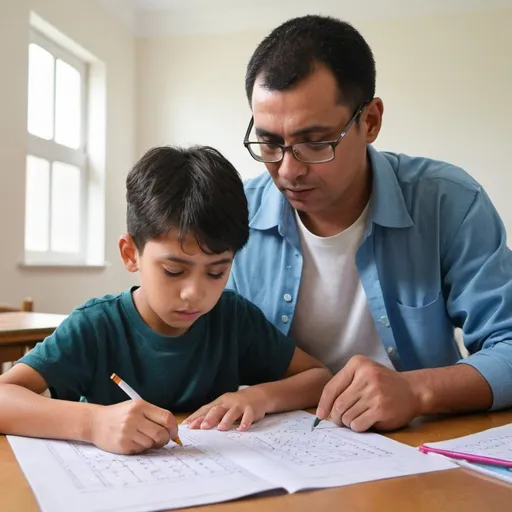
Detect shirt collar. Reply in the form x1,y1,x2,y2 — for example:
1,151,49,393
249,145,413,232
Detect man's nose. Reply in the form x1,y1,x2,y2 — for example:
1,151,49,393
277,150,308,182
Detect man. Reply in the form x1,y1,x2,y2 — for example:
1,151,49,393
227,14,512,432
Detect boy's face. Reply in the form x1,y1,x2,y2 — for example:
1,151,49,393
119,230,233,336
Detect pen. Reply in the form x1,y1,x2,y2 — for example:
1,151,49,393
419,445,512,468
311,416,321,431
110,373,183,447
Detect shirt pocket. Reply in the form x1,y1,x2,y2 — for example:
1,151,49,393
394,292,457,367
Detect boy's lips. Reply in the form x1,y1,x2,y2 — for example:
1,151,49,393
175,309,201,319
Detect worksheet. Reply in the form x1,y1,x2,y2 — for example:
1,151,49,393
8,411,455,512
423,423,512,461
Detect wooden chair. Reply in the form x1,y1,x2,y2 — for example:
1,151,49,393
0,298,34,372
0,298,34,313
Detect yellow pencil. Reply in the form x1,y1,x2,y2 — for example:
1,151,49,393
110,373,183,447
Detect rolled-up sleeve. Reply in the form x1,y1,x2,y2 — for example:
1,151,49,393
444,188,512,410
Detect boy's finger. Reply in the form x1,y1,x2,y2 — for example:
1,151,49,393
201,406,228,429
132,430,156,451
142,404,178,437
186,416,205,430
238,407,255,431
217,406,243,431
139,417,171,446
183,406,208,425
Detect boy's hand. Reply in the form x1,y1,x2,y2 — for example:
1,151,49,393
183,387,267,431
89,399,178,454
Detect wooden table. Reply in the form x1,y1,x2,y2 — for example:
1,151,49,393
1,410,511,511
0,312,66,363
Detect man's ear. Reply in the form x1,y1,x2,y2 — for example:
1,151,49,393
119,234,139,272
364,97,384,144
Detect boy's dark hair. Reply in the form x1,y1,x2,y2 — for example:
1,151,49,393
245,15,375,110
126,145,249,254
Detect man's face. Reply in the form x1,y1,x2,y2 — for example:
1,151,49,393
120,231,233,336
250,66,382,217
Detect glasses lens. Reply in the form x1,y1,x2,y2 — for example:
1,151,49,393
293,143,334,163
247,143,283,163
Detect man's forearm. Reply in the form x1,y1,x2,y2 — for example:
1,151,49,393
404,363,493,416
0,384,97,442
254,368,332,414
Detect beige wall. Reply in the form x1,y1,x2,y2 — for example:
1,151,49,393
0,0,136,313
1,4,511,313
137,8,512,233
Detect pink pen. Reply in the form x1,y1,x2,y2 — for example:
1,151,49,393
419,445,512,469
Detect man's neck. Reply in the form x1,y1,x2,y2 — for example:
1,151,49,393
299,164,372,238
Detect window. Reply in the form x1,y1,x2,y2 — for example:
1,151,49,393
25,29,88,265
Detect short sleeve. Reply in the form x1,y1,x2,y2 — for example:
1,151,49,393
18,309,99,400
234,294,295,385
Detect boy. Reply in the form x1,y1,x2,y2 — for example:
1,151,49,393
0,145,331,455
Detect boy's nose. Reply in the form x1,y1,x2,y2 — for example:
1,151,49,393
180,283,202,303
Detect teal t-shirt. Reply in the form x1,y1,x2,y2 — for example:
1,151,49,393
19,287,296,412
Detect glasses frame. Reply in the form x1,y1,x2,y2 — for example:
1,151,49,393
243,102,368,164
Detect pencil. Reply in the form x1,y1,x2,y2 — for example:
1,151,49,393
110,373,183,446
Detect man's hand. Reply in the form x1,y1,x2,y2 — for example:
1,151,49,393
316,355,423,432
183,387,268,431
89,400,178,454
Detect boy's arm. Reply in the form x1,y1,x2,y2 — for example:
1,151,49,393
184,347,331,430
251,347,332,413
0,363,178,454
0,363,97,441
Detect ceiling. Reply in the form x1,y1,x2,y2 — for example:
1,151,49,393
96,0,512,36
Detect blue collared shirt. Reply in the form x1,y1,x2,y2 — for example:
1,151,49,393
228,145,512,411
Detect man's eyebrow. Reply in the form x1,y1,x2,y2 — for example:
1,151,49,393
163,255,232,266
254,125,335,141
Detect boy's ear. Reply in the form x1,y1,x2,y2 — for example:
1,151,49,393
119,234,139,272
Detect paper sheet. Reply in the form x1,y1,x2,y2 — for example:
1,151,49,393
424,423,512,461
7,430,273,512
8,411,455,512
199,411,456,492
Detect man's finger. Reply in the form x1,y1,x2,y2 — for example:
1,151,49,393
329,386,361,425
316,363,356,419
340,399,369,428
348,409,376,433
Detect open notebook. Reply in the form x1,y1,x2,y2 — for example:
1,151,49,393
8,411,455,512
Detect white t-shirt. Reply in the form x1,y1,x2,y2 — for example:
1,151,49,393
290,205,394,374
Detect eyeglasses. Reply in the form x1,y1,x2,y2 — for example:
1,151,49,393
243,103,367,164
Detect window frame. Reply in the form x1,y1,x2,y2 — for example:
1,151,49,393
25,28,89,265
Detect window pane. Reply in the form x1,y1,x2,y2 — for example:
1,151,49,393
55,59,82,149
51,162,81,253
27,43,54,140
25,156,50,251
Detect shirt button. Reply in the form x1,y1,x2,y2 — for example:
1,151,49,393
387,346,396,356
281,315,289,323
380,316,390,327
284,294,292,302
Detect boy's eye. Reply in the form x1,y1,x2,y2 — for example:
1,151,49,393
163,268,182,278
207,271,225,280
